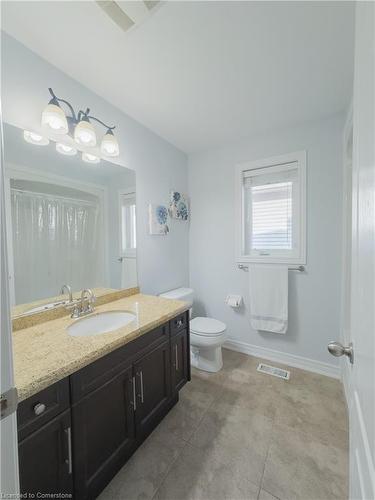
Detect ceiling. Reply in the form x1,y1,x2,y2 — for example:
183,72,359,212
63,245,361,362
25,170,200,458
1,1,355,153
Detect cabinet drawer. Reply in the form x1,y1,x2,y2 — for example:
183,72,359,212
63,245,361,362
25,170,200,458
170,312,189,336
17,379,70,441
71,323,169,403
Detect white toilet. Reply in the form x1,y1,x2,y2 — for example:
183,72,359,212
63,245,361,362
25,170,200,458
159,287,227,373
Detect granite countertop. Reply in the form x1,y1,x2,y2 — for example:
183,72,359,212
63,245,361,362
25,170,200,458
13,293,188,402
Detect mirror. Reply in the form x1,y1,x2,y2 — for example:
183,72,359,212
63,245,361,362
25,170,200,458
3,123,137,317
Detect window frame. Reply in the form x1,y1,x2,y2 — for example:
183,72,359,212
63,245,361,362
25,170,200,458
236,151,306,265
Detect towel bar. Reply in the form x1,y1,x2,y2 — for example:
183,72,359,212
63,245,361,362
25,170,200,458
238,264,305,272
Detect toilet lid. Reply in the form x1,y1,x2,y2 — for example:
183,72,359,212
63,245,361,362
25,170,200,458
190,317,226,336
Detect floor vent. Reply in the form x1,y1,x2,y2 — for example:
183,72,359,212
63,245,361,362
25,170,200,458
257,363,290,380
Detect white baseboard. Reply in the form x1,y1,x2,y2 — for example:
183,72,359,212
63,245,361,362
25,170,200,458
224,338,340,379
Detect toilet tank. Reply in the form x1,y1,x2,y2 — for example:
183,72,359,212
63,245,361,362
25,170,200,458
159,287,194,308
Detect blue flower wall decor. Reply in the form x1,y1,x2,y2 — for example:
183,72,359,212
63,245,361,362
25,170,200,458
169,191,189,220
149,204,169,235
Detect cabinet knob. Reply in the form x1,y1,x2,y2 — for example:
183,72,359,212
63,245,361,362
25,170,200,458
33,402,46,415
177,319,183,328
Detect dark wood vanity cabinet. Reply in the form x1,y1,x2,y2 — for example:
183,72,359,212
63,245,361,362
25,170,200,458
171,329,189,393
134,340,172,440
17,312,190,500
18,409,73,497
17,379,73,498
72,337,174,499
72,365,136,499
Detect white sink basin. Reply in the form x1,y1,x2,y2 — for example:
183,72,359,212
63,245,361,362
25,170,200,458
67,311,136,337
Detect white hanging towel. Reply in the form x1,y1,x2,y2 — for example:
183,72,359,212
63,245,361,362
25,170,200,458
249,265,288,334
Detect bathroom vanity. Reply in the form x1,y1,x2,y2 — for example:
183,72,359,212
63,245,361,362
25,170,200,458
14,295,190,500
3,120,193,499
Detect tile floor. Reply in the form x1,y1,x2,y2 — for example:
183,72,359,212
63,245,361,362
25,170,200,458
98,349,348,500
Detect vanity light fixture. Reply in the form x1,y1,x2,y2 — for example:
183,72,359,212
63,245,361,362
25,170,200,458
74,117,97,147
56,142,77,156
40,88,119,157
101,129,120,157
41,99,69,134
82,152,100,164
23,130,49,146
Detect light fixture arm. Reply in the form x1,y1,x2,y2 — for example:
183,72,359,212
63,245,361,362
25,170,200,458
86,115,116,131
47,88,116,131
48,88,79,123
42,88,119,158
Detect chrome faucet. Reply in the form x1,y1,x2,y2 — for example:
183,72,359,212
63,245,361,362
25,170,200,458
60,284,73,303
69,288,96,318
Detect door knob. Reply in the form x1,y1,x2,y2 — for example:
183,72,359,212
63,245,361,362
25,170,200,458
328,341,354,364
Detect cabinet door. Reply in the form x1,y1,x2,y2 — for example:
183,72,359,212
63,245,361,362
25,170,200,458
134,341,171,438
72,365,136,500
18,409,73,497
171,329,189,392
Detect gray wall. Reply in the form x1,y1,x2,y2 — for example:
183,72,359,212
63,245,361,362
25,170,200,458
1,33,189,295
2,33,346,370
188,114,344,368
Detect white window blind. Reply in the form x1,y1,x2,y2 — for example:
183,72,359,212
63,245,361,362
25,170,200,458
237,152,306,264
242,163,303,260
249,180,293,250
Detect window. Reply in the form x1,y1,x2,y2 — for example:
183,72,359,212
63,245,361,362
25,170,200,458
236,151,306,264
119,192,136,256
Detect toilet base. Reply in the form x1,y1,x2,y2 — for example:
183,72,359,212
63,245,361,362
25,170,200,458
190,345,223,373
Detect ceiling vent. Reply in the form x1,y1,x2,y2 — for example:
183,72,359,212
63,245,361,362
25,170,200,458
97,1,160,33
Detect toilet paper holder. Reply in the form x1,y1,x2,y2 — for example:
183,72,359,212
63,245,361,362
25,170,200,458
225,295,243,308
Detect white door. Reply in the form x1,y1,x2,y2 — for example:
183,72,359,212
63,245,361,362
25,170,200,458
343,3,374,499
119,191,137,288
0,115,19,494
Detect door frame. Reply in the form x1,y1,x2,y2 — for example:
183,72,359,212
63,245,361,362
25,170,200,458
340,103,353,404
0,117,20,494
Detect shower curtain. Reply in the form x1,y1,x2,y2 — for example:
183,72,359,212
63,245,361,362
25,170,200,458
11,188,103,305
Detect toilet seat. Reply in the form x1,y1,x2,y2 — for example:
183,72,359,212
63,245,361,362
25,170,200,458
190,317,226,337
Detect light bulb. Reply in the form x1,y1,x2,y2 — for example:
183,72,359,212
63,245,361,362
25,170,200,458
56,142,77,156
82,152,100,164
74,119,96,146
101,130,119,157
41,103,68,134
23,130,49,146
